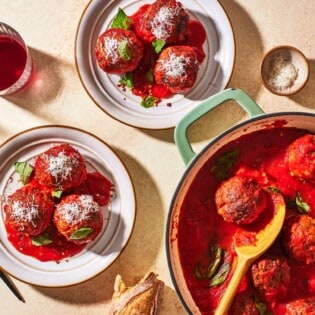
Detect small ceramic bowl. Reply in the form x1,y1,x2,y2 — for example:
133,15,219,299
261,46,309,96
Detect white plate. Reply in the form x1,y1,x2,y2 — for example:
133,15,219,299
0,126,136,287
75,0,235,129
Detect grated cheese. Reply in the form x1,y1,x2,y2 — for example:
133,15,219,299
10,197,39,227
58,195,99,225
267,54,298,91
158,51,191,79
43,151,78,185
104,37,120,62
150,5,181,40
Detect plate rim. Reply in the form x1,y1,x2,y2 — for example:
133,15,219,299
0,125,136,287
74,0,235,130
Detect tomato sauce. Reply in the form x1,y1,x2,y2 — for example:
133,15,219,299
176,126,315,314
5,224,85,262
130,5,207,101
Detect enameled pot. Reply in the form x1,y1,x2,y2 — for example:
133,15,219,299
166,88,315,314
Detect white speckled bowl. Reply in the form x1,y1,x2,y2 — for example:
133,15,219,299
261,45,309,96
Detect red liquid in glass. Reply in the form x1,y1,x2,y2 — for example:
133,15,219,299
0,35,27,90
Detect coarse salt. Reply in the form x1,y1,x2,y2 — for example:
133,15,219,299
267,54,298,91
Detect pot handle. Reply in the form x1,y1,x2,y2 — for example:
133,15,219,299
175,88,264,165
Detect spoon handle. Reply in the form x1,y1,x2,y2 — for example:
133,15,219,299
214,257,249,315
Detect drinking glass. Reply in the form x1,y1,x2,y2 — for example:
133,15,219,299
0,22,33,95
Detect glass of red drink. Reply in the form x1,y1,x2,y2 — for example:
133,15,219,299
0,22,33,95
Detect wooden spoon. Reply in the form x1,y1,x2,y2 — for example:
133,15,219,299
215,193,286,315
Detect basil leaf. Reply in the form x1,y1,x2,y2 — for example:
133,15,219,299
211,149,240,181
120,72,134,88
254,294,273,315
111,8,132,29
141,95,159,108
146,68,154,83
194,264,204,279
296,192,310,213
70,227,93,240
152,39,166,54
14,161,33,184
118,40,131,60
32,233,53,246
194,244,225,280
52,190,63,198
207,246,224,279
209,262,230,287
266,186,281,194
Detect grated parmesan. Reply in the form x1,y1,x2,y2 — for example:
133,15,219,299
150,5,181,40
159,51,190,78
58,195,99,225
267,54,298,91
104,37,120,62
10,197,39,227
44,151,78,185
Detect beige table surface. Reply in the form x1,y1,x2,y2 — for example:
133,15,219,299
0,1,314,314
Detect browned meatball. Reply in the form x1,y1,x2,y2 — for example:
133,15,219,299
154,46,199,93
229,292,259,315
95,28,143,74
288,134,315,183
4,184,54,236
33,144,87,192
283,214,315,264
53,194,103,245
144,0,189,44
251,255,290,301
215,175,267,225
285,297,315,315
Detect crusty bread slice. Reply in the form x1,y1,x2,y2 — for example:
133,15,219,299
110,272,164,315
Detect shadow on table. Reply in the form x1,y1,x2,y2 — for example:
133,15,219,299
290,59,315,109
33,148,173,306
3,47,64,111
141,0,263,145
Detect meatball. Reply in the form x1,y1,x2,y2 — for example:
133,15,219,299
154,46,199,93
4,184,54,236
53,194,103,245
33,144,87,192
285,297,315,315
251,255,290,301
283,214,315,264
229,292,259,315
288,134,315,183
95,28,143,74
215,175,267,225
143,0,189,44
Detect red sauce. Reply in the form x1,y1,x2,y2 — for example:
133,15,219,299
5,224,85,262
176,127,315,314
129,5,207,102
185,20,207,63
5,171,112,263
71,172,113,206
0,35,27,90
